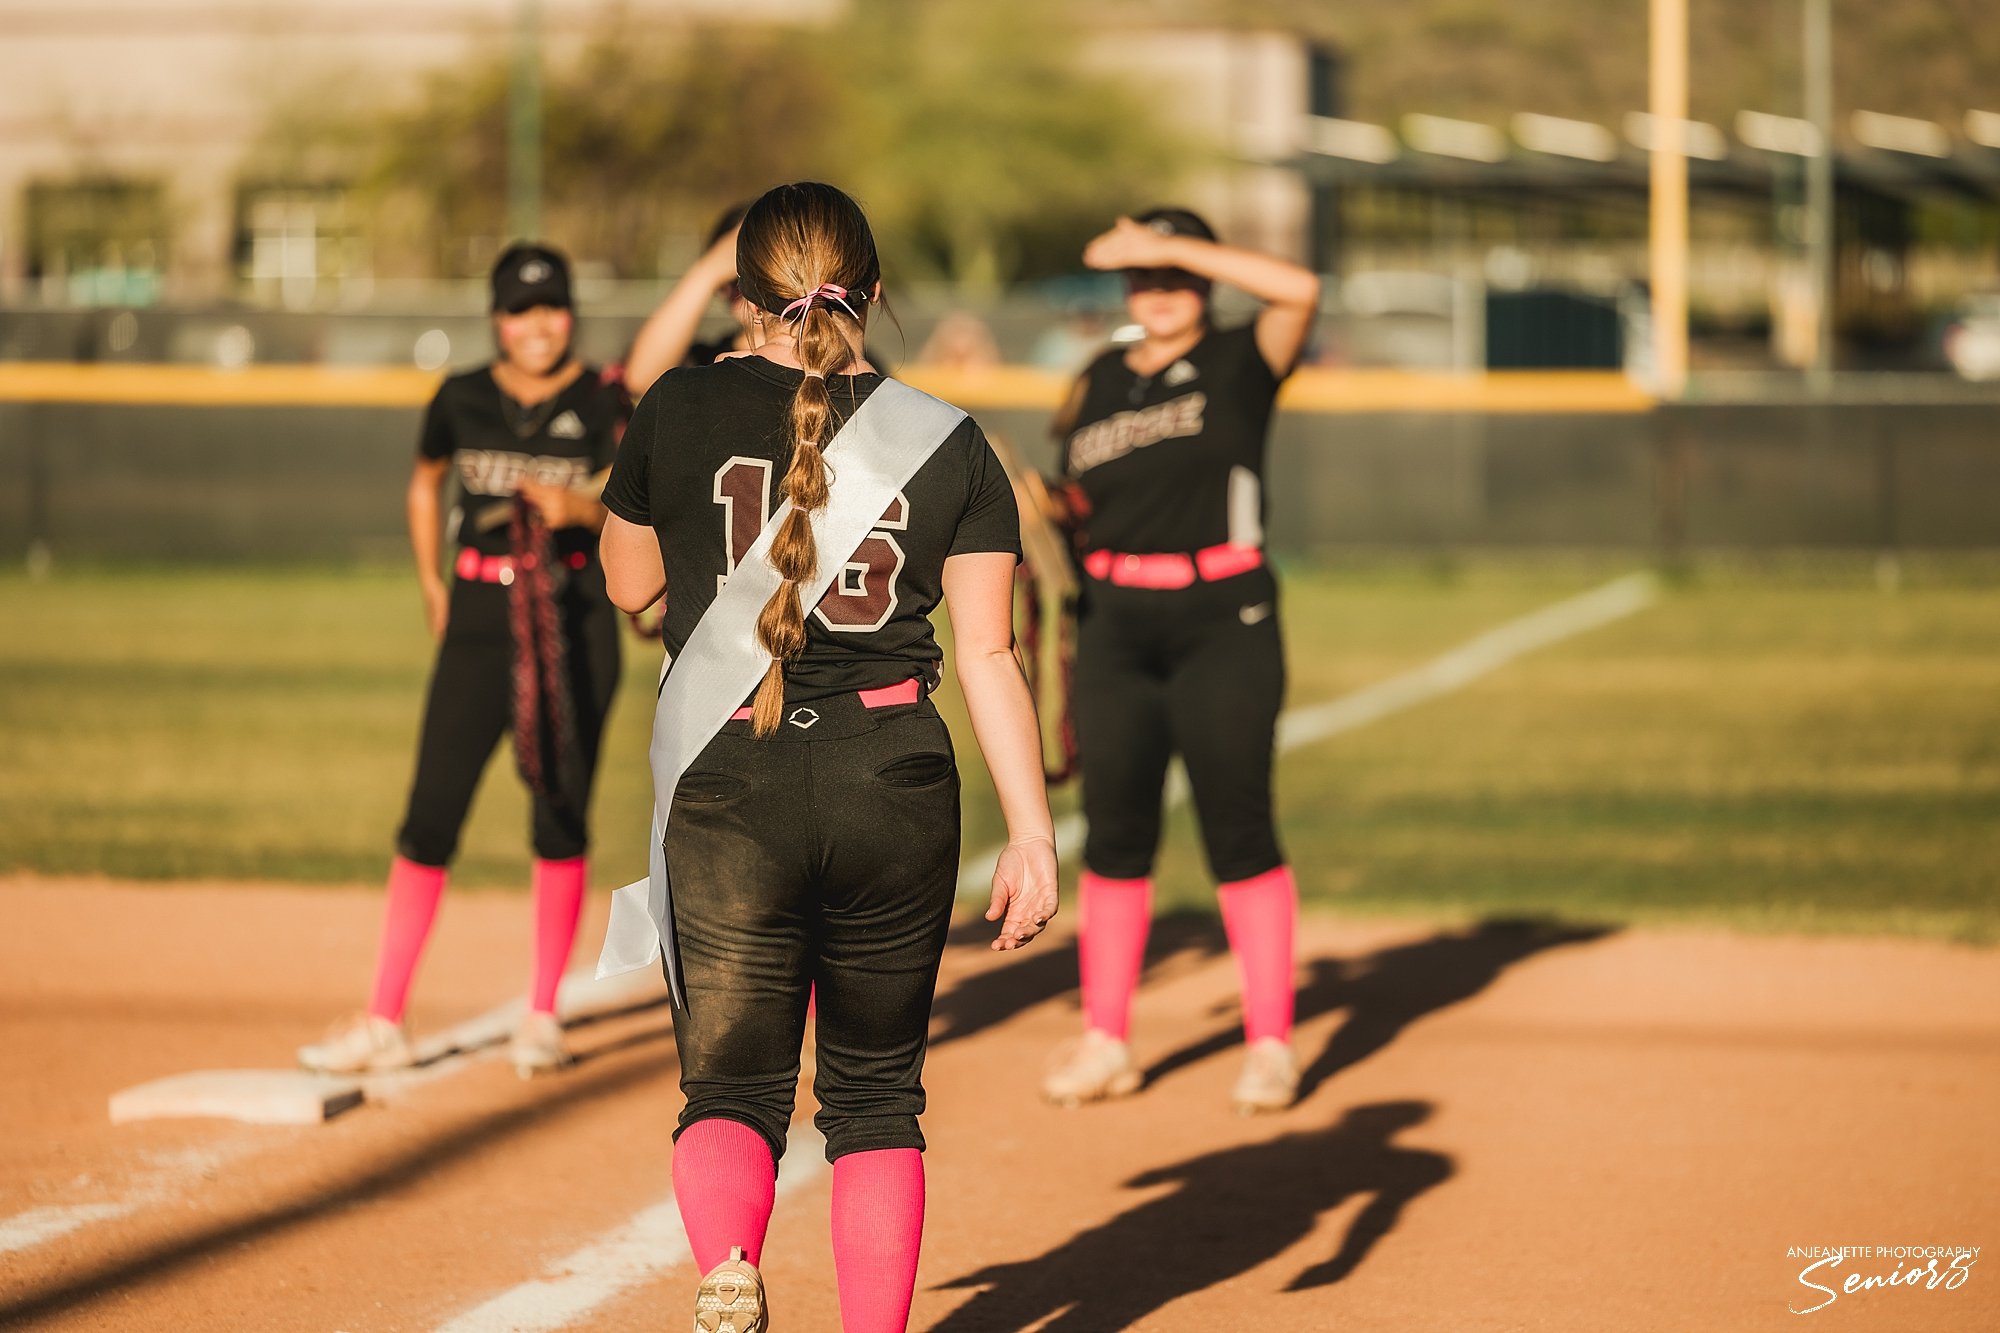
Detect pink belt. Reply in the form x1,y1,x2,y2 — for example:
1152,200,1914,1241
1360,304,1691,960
1083,544,1264,590
454,547,588,585
728,677,922,721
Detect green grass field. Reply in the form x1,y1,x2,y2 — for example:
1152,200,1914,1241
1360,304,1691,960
3,557,1996,942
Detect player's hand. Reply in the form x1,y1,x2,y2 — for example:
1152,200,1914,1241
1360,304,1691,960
515,478,575,529
1082,217,1177,272
699,224,742,292
421,577,449,639
987,833,1059,951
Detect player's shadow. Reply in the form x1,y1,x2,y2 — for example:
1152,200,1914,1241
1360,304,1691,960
1144,915,1615,1100
931,909,1227,1050
932,1099,1450,1331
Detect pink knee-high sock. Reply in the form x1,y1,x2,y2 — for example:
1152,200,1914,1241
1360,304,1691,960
530,856,586,1015
831,1149,924,1333
673,1118,777,1273
1078,873,1152,1040
367,856,447,1022
1218,865,1298,1043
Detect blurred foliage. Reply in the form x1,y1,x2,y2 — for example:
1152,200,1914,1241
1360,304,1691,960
829,0,1191,294
358,25,839,281
264,0,1191,289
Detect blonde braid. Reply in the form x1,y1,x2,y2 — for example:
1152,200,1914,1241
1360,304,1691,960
750,298,849,735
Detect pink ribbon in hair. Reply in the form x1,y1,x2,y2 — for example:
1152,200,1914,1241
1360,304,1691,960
779,283,861,325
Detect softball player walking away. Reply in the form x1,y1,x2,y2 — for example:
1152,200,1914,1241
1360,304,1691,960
1042,208,1320,1115
299,244,624,1080
598,181,1059,1333
624,203,755,397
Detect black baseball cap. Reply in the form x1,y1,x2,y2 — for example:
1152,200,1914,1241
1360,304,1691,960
1126,207,1217,294
490,243,573,313
1134,207,1218,243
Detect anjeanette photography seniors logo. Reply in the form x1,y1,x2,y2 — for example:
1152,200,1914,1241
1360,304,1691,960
1787,1244,1979,1314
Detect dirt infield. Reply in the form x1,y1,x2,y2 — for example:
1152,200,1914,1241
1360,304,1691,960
2,875,1995,1331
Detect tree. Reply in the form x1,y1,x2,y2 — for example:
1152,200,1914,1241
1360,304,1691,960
829,0,1195,293
357,23,837,279
261,4,1196,289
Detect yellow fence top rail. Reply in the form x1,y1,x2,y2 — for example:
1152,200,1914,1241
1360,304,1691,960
0,362,1653,415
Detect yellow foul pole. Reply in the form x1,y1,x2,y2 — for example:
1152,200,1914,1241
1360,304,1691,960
1649,0,1689,398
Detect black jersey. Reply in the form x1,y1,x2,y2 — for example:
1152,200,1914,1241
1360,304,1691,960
601,356,1021,703
684,337,738,367
418,365,625,557
687,335,893,375
1061,322,1288,555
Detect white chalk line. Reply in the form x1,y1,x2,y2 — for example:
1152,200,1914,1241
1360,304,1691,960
956,571,1657,897
0,971,666,1264
432,1124,827,1333
0,1142,261,1259
0,1203,135,1257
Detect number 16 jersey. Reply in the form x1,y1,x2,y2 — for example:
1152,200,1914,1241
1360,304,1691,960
601,356,1022,703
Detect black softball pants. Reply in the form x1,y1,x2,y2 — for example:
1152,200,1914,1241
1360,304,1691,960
395,567,621,866
1074,566,1287,884
664,694,961,1164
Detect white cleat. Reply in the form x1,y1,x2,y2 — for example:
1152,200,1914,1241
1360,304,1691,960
509,1010,572,1079
1232,1037,1300,1115
297,1013,415,1075
694,1246,768,1333
1042,1028,1142,1108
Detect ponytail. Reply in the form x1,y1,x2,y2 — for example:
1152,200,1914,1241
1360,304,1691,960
750,298,853,736
734,181,881,736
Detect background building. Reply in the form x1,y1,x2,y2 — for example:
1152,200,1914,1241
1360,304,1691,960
2,0,1998,376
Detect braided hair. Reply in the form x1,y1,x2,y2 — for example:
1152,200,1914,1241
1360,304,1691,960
734,182,882,737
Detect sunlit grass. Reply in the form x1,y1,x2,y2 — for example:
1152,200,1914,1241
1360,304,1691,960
3,556,1995,943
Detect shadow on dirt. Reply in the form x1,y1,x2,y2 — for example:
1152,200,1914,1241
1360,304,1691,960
930,909,1229,1050
1144,915,1617,1100
0,1030,678,1326
931,1099,1452,1331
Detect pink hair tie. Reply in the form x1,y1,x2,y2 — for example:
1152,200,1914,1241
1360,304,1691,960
801,369,824,380
779,283,862,326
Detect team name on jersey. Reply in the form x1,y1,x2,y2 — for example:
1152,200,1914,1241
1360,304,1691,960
455,450,591,497
1068,391,1207,474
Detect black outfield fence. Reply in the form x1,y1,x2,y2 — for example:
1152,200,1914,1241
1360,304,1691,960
2,385,1997,564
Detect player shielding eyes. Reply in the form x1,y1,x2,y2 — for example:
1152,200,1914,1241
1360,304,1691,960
1042,208,1320,1116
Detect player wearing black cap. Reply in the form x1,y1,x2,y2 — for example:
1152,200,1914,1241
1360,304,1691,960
298,242,626,1079
1043,209,1321,1115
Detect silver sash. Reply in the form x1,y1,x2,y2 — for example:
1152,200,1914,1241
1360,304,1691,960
594,378,969,1007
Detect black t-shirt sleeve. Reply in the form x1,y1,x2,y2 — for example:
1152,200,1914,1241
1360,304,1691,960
600,386,655,525
1223,321,1288,394
416,385,456,460
685,338,733,368
948,425,1024,560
